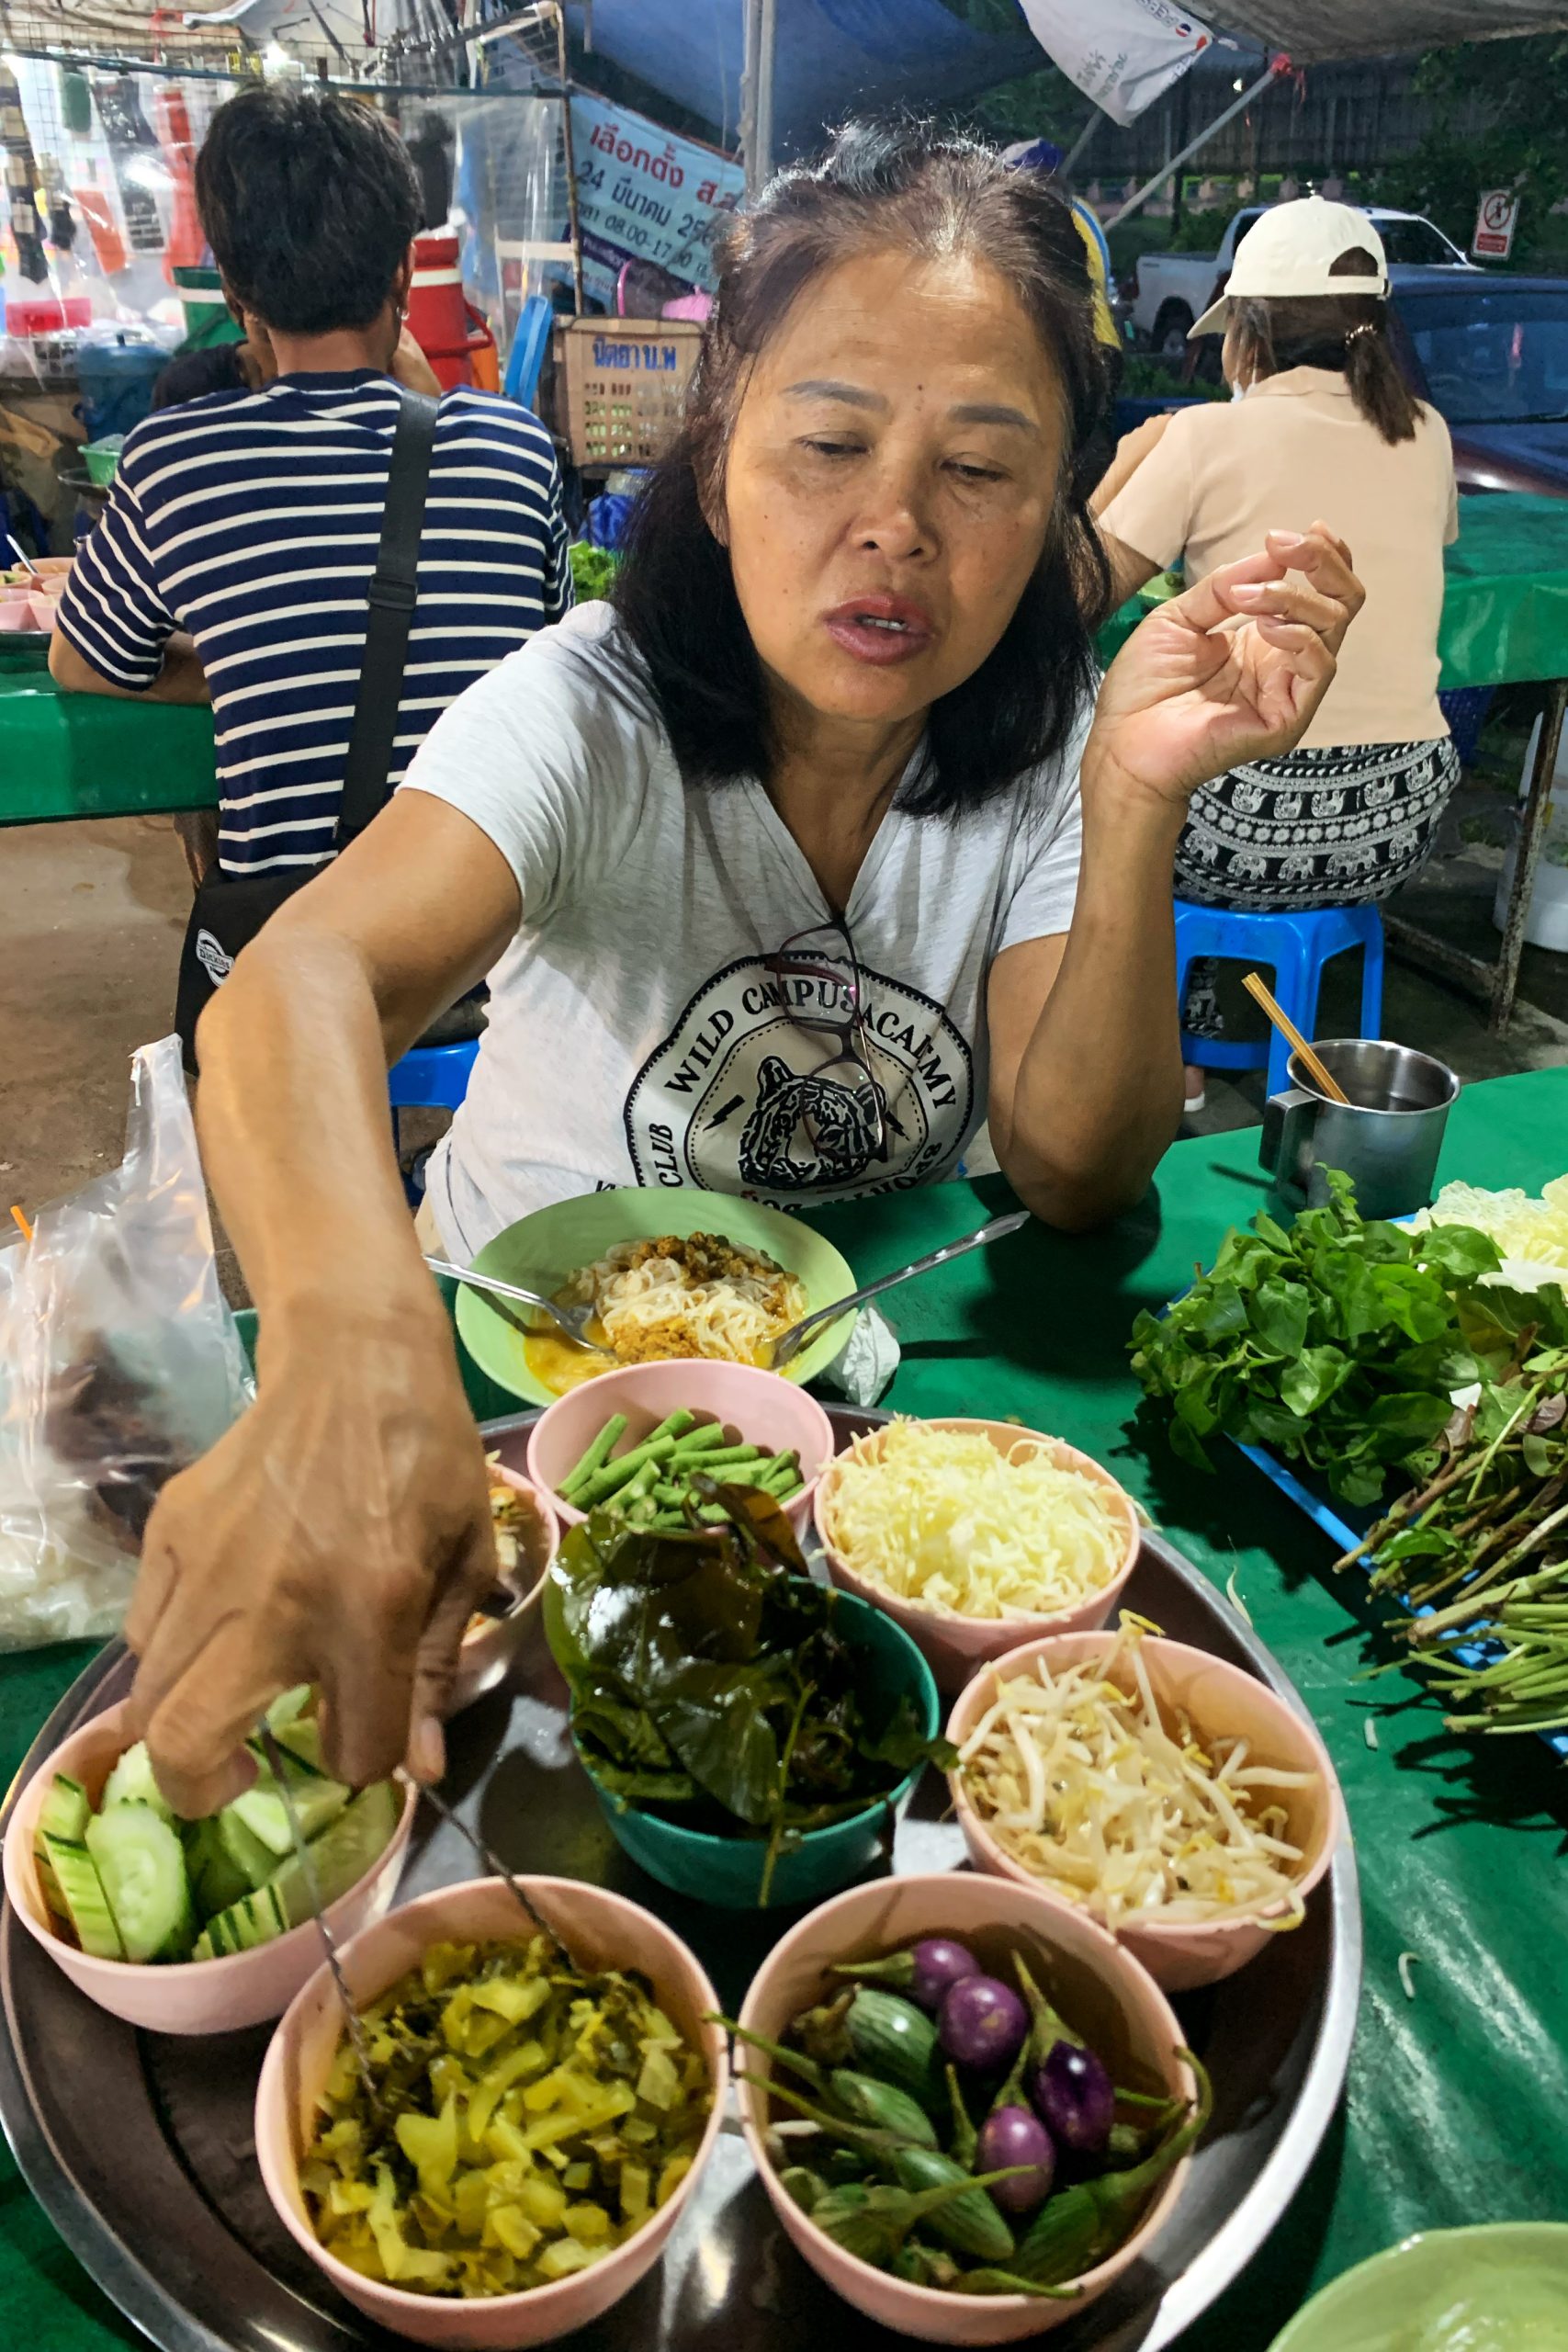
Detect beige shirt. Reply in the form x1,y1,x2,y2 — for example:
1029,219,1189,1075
1099,368,1459,751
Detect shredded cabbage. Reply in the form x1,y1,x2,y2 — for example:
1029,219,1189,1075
1419,1175,1568,1283
956,1620,1313,1927
820,1419,1127,1621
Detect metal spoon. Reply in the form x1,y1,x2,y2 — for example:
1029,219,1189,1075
257,1727,384,2125
768,1210,1032,1371
423,1255,614,1354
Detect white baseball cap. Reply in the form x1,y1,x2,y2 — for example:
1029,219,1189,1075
1189,197,1389,338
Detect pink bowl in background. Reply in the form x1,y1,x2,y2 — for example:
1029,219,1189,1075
256,1875,729,2348
2,1700,416,2033
948,1630,1344,1992
525,1357,835,1537
814,1418,1141,1697
452,1465,558,1712
28,592,58,631
736,1871,1196,2344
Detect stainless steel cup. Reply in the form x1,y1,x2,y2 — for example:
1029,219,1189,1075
1259,1039,1460,1219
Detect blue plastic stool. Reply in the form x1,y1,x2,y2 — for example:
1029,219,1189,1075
1174,899,1385,1099
389,1041,479,1204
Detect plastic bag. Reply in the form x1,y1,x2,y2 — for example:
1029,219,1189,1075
0,1035,253,1651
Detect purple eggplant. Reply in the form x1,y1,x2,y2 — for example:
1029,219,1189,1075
938,1975,1029,2074
832,1937,980,2015
1032,2040,1116,2157
975,2104,1055,2214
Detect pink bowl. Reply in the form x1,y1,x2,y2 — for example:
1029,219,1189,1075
815,1419,1141,1697
2,1701,416,2033
525,1358,835,1538
28,592,58,631
256,1875,728,2347
948,1631,1344,1992
0,594,38,632
452,1466,558,1712
736,1871,1195,2343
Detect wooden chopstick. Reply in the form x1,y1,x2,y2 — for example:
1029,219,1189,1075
1241,972,1350,1103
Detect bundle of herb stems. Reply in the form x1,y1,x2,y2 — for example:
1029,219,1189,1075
1339,1363,1568,1735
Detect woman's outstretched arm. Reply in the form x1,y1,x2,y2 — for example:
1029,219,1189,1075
124,794,521,1815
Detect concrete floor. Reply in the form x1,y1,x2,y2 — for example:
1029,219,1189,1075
4,810,1565,1306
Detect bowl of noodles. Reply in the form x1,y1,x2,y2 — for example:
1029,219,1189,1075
453,1190,858,1407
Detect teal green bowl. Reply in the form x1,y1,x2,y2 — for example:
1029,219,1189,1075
578,1586,940,1910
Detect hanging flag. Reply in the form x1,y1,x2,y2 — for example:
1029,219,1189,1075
1016,0,1213,127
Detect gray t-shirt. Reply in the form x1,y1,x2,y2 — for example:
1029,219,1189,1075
403,604,1086,1256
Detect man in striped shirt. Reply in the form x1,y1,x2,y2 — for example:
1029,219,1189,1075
51,86,571,879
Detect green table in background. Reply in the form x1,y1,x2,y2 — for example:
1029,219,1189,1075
1100,492,1568,1032
4,1066,1566,2348
0,646,215,826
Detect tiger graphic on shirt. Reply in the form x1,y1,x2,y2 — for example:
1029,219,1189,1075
624,953,975,1204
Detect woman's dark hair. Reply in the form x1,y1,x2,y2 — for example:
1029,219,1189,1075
1231,248,1419,445
612,119,1113,819
195,87,419,336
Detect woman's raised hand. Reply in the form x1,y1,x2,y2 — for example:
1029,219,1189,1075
1085,523,1364,810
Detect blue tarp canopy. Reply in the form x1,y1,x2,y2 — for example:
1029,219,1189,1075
563,0,1042,155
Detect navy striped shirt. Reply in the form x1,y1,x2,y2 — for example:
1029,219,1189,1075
57,370,571,874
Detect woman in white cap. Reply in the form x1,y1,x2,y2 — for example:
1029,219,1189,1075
1093,198,1459,1093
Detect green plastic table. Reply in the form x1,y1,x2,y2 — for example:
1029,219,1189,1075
0,649,216,825
1100,492,1568,1034
4,1066,1567,2347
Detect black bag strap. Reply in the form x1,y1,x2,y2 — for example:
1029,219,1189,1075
335,384,439,847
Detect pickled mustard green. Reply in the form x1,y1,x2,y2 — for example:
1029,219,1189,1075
299,1935,711,2299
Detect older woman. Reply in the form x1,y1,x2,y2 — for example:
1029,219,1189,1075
126,124,1360,1812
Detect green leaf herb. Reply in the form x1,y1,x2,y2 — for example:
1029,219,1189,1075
1131,1172,1510,1502
542,1501,951,1899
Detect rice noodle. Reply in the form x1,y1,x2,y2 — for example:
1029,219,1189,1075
562,1235,806,1367
957,1620,1311,1927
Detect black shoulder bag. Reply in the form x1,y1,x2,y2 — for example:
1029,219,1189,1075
175,386,440,1069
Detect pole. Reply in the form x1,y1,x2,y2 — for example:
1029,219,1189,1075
1057,113,1097,182
1107,58,1289,229
552,0,585,312
742,0,775,198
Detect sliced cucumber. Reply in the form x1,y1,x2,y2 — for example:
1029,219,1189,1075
182,1816,250,1922
35,1774,91,1914
265,1685,312,1733
268,1717,326,1777
218,1803,281,1894
85,1807,196,1962
100,1741,175,1822
192,1881,288,1962
267,1781,400,1928
39,1772,90,1845
227,1787,294,1858
40,1835,124,1959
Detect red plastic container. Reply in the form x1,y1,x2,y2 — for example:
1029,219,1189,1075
6,293,92,335
407,228,496,391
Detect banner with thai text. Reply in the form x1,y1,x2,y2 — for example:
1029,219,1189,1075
568,94,742,308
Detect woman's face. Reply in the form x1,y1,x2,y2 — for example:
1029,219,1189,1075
720,248,1066,740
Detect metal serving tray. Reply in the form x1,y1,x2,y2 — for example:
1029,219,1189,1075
0,1408,1360,2352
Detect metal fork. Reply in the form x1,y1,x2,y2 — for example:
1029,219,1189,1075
769,1211,1032,1371
423,1256,614,1354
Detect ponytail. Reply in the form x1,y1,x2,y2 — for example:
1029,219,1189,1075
1340,311,1419,445
1230,247,1419,447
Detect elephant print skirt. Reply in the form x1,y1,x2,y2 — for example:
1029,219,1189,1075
1172,736,1462,914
